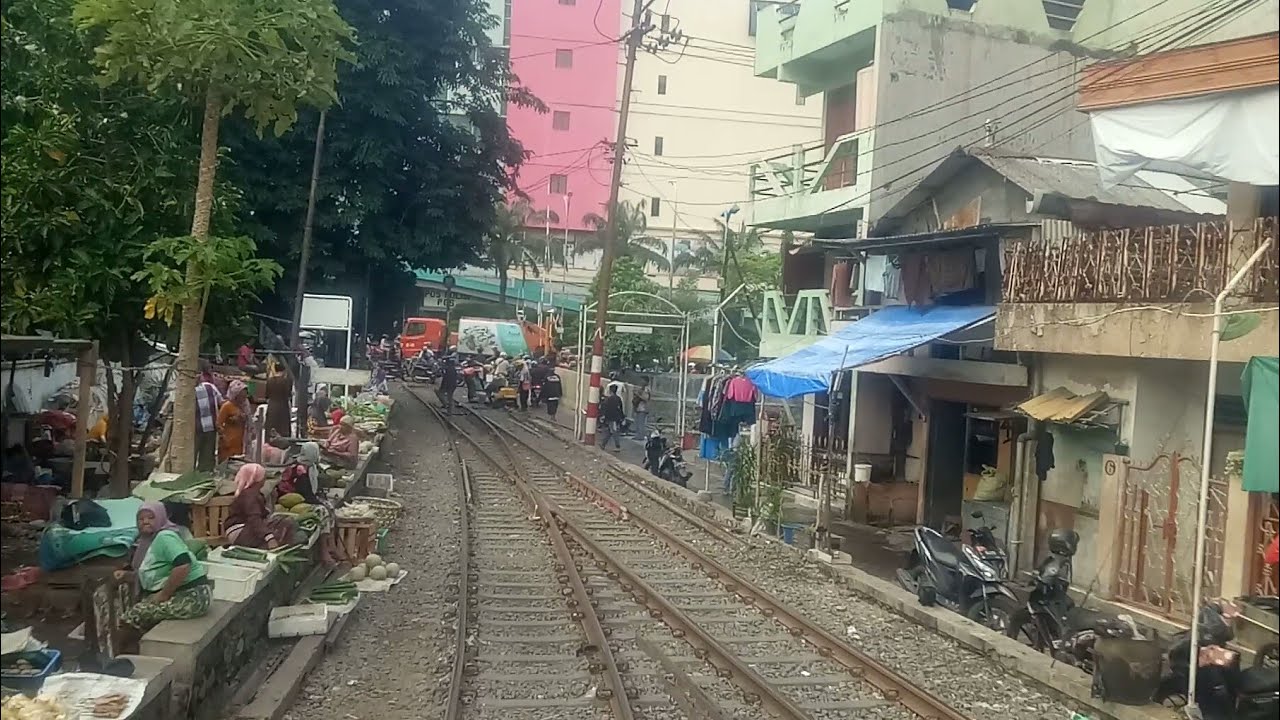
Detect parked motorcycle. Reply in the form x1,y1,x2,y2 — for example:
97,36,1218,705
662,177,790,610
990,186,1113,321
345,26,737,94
643,431,692,487
1007,529,1140,674
966,511,1010,580
1155,602,1280,719
896,524,1018,631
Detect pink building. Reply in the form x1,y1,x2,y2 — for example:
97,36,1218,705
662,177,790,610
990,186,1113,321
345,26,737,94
507,0,621,232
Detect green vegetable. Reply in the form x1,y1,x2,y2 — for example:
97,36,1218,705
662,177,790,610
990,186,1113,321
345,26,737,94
279,493,305,509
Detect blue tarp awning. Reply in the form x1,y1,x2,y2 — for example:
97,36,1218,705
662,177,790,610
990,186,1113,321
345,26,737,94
745,305,996,399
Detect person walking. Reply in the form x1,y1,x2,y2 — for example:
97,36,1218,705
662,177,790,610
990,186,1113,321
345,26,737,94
599,385,626,451
194,376,223,471
542,364,563,420
516,360,532,411
632,376,652,439
438,355,459,413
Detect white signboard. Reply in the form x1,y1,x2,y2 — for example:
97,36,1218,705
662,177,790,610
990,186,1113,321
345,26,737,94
615,324,653,335
300,295,353,331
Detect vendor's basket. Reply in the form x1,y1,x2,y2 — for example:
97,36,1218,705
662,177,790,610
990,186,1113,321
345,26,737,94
189,495,236,545
349,496,402,529
335,518,377,563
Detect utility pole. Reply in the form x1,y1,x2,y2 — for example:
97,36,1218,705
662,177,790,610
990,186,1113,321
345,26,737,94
291,109,327,437
583,0,654,446
668,180,678,291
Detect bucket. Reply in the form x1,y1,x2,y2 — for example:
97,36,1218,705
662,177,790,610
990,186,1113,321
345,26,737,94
853,463,872,484
779,524,802,545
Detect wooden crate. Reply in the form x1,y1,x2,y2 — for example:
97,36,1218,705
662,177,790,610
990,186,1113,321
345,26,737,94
336,518,377,563
189,495,236,545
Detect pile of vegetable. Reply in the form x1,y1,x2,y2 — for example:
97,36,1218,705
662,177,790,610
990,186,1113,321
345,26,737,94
334,502,376,520
1,693,69,720
307,580,358,605
221,544,309,573
275,493,314,517
342,553,399,583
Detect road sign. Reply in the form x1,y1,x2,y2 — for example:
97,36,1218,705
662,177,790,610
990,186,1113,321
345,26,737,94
615,324,652,335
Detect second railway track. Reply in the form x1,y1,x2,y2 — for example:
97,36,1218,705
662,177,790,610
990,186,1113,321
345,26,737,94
415,384,969,720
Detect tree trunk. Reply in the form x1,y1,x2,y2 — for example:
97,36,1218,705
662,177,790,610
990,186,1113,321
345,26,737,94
167,88,223,472
111,368,135,497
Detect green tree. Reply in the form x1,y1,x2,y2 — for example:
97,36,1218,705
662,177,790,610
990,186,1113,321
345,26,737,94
221,0,542,334
74,0,355,472
487,200,564,305
583,256,675,367
581,201,670,271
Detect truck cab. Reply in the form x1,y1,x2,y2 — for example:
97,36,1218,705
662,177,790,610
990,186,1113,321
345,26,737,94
400,317,446,358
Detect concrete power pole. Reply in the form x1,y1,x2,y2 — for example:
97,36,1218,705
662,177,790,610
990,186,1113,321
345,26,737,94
583,0,654,445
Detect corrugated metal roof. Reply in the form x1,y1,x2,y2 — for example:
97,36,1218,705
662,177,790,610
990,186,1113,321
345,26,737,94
1017,386,1112,423
972,152,1197,213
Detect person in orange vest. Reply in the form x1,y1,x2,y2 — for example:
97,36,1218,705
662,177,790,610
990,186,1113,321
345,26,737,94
1266,534,1279,567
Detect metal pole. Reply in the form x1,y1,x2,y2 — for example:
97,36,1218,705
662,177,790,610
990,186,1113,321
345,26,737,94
290,110,327,349
669,180,678,290
584,0,653,445
710,283,746,370
1186,237,1273,716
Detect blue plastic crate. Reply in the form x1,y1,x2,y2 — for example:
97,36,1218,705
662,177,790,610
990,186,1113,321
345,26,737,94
1,649,61,688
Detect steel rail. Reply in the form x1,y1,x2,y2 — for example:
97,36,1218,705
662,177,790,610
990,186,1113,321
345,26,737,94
436,408,470,720
422,398,638,720
482,408,970,720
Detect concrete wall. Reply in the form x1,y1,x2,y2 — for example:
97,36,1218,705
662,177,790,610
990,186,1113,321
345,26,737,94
869,11,1095,222
997,302,1280,363
1031,353,1248,602
1073,0,1280,53
882,161,1033,235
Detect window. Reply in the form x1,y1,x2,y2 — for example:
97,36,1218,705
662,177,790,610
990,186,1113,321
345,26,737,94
555,49,573,68
650,197,662,217
653,136,664,156
552,110,571,130
657,75,668,95
549,174,568,194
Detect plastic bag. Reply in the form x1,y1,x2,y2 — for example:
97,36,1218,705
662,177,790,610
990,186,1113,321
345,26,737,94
972,465,1008,502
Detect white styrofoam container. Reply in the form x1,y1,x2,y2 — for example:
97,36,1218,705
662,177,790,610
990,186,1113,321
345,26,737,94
268,605,333,639
205,562,265,603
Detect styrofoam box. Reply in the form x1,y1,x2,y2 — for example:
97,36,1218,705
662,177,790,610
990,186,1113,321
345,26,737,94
365,473,394,498
268,605,333,639
205,562,265,603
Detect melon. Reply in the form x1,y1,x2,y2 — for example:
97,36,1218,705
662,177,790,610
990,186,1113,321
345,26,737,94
364,553,383,568
368,565,388,581
384,562,400,577
346,565,367,582
290,503,314,516
279,493,305,509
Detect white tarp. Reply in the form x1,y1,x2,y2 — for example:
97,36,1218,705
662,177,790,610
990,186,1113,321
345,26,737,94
1090,87,1280,188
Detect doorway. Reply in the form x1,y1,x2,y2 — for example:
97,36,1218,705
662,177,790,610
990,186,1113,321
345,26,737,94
925,400,967,529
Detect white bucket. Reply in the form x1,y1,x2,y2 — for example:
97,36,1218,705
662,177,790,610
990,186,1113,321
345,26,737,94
853,463,872,484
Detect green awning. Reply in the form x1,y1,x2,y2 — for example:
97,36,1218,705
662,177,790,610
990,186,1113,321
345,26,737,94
1241,357,1279,493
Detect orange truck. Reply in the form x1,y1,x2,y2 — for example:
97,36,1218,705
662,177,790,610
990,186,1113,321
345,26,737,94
400,317,448,357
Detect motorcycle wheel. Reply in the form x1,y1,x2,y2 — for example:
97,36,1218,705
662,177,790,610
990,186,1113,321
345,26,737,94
896,565,921,594
1006,609,1046,651
966,595,1017,633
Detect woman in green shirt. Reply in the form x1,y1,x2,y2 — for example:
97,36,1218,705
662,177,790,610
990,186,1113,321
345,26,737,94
115,502,211,642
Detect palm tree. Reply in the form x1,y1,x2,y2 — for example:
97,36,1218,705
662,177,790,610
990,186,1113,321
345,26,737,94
488,200,552,305
672,221,768,276
580,200,671,271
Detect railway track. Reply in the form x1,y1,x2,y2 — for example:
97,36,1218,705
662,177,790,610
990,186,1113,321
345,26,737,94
413,385,969,720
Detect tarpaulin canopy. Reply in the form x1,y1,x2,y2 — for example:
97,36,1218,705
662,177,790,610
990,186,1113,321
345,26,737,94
745,305,996,399
1241,356,1279,494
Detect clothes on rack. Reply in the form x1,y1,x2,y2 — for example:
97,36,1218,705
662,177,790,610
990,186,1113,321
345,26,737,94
698,372,759,446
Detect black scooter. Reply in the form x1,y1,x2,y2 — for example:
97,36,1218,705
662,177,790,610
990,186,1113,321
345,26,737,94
897,524,1018,632
1156,602,1280,719
408,350,438,383
1007,529,1139,674
643,431,692,487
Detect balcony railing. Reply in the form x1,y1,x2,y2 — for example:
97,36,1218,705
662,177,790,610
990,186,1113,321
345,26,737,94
748,129,869,202
1002,218,1278,304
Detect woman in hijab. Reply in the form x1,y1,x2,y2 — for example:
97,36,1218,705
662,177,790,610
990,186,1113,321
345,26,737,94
114,502,211,647
322,415,360,468
223,464,296,550
308,384,332,436
217,380,251,462
279,442,347,566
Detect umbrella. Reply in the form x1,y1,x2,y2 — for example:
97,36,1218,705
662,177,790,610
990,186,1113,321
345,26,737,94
683,345,734,363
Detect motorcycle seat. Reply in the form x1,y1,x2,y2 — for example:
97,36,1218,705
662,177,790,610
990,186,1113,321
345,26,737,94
1238,665,1280,695
921,531,961,569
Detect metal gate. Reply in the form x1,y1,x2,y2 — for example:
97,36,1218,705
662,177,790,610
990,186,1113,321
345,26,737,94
1113,453,1228,620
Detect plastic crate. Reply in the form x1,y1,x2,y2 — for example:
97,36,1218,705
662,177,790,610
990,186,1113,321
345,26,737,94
268,605,332,639
1,649,61,689
205,562,265,603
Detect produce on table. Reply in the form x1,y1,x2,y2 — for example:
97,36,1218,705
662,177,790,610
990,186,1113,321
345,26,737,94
335,502,376,520
364,553,382,568
91,693,129,719
308,580,358,605
384,562,400,576
1,693,70,720
346,565,367,582
274,503,287,513
289,502,314,516
368,565,388,581
222,547,270,564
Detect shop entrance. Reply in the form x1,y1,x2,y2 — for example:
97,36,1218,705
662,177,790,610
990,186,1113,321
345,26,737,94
924,400,967,530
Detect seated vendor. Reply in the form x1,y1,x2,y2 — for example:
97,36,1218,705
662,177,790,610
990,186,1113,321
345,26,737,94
223,464,296,549
322,415,360,468
279,442,348,567
114,502,211,649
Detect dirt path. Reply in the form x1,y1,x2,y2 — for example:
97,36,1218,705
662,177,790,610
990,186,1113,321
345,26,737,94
283,387,459,720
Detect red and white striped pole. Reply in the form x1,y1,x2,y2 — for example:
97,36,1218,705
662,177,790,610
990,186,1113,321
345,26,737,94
583,0,648,446
582,330,605,444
